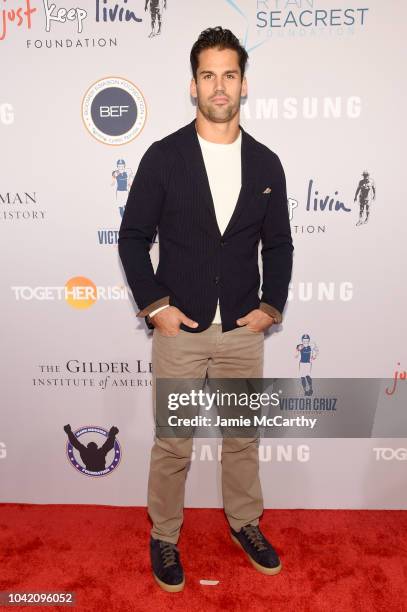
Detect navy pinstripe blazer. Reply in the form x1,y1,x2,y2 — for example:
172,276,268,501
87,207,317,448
118,119,294,333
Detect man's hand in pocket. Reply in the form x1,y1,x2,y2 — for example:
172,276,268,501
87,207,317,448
236,309,275,333
150,306,198,337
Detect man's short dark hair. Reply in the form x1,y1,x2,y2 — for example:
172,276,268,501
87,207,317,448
190,26,249,81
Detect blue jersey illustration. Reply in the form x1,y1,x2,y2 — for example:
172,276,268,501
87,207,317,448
116,171,128,191
111,159,134,216
295,334,319,396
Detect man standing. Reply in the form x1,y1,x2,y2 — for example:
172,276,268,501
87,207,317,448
118,26,294,592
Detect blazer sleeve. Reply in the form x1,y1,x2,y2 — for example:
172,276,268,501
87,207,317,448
259,153,294,321
118,141,170,319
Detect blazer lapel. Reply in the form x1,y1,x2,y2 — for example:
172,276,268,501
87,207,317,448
223,125,256,237
183,119,256,239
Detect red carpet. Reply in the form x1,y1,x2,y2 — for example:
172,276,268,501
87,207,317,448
0,505,406,611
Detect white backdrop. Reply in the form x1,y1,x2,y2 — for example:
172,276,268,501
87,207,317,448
1,0,406,508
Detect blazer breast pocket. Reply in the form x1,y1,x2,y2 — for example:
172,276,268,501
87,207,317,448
256,188,272,206
244,192,270,225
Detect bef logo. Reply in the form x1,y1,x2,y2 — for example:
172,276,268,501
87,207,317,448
64,424,121,476
81,77,147,145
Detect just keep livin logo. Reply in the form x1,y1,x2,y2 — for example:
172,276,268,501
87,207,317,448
0,0,168,44
64,424,121,477
290,169,378,236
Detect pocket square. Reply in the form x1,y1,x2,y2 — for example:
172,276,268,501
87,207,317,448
262,187,272,194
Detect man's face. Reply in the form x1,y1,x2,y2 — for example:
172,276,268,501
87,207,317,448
190,46,247,123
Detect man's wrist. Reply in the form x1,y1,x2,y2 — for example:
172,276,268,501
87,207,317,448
148,304,170,319
259,302,282,324
136,296,170,318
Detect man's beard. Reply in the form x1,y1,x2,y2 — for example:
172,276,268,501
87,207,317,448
197,97,240,123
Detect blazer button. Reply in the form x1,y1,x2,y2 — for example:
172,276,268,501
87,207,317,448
220,240,226,246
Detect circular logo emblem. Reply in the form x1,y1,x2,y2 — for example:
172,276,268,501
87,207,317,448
66,425,122,477
82,77,147,145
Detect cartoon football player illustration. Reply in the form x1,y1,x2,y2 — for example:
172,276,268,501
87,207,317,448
112,159,133,216
295,334,319,396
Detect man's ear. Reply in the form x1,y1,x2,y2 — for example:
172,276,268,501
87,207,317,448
190,77,197,99
241,75,248,98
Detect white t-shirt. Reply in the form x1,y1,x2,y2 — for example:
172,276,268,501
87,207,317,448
197,129,242,323
149,129,242,324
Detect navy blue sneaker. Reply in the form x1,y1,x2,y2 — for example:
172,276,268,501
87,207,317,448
230,524,282,575
150,536,185,592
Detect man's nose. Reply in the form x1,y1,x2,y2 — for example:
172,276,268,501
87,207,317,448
213,77,226,91
213,86,226,96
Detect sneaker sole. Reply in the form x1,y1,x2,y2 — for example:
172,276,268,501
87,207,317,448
153,571,185,593
230,533,282,575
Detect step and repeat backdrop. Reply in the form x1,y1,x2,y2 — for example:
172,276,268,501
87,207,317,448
1,0,406,509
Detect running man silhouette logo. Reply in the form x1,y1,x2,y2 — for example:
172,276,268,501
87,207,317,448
354,170,376,226
111,158,134,217
145,0,166,37
295,334,319,397
64,424,121,477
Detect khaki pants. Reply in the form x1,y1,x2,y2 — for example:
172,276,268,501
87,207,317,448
147,323,264,544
